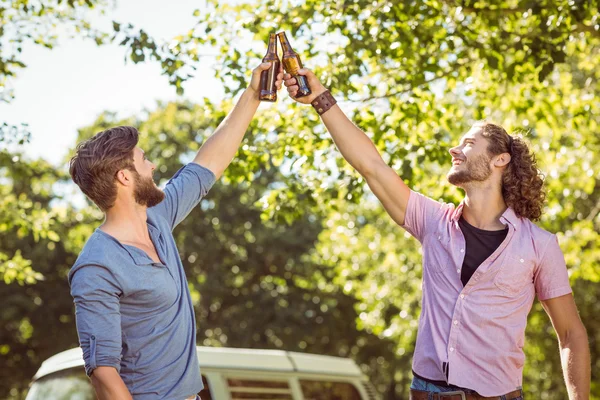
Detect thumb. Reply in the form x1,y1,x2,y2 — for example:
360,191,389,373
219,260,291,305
297,68,313,77
252,62,271,77
297,68,320,85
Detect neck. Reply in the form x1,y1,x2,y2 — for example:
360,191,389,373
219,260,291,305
461,181,508,230
100,200,150,243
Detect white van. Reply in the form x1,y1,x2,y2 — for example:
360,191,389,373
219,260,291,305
25,346,380,400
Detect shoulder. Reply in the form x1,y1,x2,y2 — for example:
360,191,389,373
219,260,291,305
409,190,458,217
519,218,554,242
68,232,126,287
516,218,557,261
146,207,171,231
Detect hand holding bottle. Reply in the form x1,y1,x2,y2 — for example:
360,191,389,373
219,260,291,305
249,62,283,98
283,68,327,105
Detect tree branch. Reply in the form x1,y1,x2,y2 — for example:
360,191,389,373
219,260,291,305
347,59,473,103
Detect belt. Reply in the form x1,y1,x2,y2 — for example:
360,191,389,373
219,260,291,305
409,388,522,400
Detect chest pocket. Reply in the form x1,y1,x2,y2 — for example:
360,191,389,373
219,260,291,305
424,230,454,274
494,255,535,295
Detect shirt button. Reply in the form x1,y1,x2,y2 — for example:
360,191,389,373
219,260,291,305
453,320,458,325
438,236,442,240
91,335,96,340
456,269,460,273
460,294,465,299
520,258,525,263
460,249,464,253
449,347,455,352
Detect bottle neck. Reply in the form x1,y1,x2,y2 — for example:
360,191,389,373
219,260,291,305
277,33,295,54
267,35,277,55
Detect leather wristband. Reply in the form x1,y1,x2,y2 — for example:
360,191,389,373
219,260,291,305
311,90,337,115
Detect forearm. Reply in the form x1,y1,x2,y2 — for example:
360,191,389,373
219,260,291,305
91,367,132,400
193,88,260,179
560,330,591,399
319,104,385,177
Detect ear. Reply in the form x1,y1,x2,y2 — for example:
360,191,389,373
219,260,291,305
493,152,511,168
115,169,133,187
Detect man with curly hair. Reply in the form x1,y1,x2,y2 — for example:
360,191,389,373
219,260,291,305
284,70,591,399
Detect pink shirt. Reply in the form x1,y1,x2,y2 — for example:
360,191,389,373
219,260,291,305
403,191,572,396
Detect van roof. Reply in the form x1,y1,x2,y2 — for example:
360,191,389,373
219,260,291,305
33,347,363,380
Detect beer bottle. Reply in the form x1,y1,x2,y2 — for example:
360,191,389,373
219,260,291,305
277,31,311,98
259,33,281,102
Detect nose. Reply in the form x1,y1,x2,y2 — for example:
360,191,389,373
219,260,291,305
449,145,461,157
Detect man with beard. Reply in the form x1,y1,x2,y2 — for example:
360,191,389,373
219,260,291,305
68,62,283,400
284,70,590,399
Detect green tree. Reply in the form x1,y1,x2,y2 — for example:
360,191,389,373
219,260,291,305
0,2,220,397
2,1,599,399
163,1,599,398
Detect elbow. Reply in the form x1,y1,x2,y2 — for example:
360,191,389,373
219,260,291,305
359,159,387,181
559,324,588,349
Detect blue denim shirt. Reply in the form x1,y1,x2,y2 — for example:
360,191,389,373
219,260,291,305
69,163,216,399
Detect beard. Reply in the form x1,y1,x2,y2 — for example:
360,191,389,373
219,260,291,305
447,153,493,186
133,171,165,208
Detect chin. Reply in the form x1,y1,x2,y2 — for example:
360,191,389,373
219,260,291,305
446,173,465,188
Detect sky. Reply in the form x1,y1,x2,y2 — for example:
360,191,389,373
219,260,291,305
0,0,229,167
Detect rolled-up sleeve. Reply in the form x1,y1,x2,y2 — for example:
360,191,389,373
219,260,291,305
69,264,123,376
534,235,573,301
151,162,216,229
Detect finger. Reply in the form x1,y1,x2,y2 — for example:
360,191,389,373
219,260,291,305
284,77,297,87
277,71,284,81
254,62,271,75
287,85,298,94
283,73,291,80
275,81,282,90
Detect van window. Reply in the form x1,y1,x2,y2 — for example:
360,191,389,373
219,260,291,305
26,369,214,400
227,378,293,399
199,375,212,400
300,380,362,400
25,369,94,400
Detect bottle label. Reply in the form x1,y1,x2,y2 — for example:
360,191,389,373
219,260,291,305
282,56,303,75
260,62,279,91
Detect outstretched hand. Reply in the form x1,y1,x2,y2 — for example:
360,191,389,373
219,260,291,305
283,68,327,104
248,62,284,96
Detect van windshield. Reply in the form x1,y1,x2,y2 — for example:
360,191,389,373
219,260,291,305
25,369,95,400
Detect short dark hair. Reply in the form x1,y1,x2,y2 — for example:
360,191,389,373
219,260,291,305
69,126,139,211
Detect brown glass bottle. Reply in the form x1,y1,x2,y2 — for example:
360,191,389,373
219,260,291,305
259,33,281,102
276,31,311,98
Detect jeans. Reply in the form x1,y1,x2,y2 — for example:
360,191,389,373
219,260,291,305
410,376,524,399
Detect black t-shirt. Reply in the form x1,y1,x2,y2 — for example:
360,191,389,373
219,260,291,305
413,216,509,387
458,216,508,286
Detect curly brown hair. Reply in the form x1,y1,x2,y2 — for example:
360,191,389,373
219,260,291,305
69,126,139,211
477,122,546,221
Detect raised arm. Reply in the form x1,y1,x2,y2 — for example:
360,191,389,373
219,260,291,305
284,69,410,225
193,62,283,179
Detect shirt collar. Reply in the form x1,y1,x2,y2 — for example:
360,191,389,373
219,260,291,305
451,201,519,230
96,225,161,266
